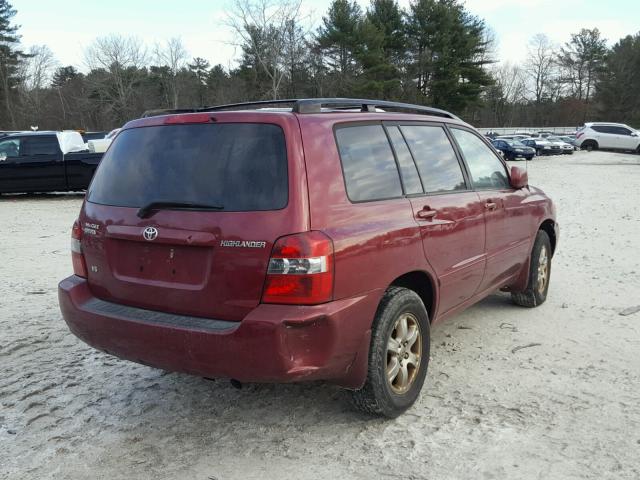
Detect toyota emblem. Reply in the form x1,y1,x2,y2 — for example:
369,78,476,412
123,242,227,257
143,226,158,241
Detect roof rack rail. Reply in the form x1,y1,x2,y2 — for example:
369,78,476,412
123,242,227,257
198,99,300,112
194,98,459,120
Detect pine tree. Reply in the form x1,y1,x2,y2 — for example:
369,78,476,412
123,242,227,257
349,0,405,99
406,0,493,113
0,0,24,128
316,0,363,95
596,33,640,126
557,28,607,103
188,57,210,107
366,0,405,66
52,66,80,88
353,18,401,99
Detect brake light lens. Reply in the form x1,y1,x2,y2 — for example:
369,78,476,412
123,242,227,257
576,132,584,139
71,219,87,278
262,231,334,305
163,113,213,124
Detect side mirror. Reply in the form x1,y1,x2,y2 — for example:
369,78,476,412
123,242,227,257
510,166,528,189
631,132,638,137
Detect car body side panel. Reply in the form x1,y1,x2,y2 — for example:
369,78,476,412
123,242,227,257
298,114,435,313
408,192,486,315
63,152,103,190
476,188,533,292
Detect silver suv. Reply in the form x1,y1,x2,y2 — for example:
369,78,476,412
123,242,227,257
576,122,640,152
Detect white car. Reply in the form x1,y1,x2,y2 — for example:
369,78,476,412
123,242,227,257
520,137,563,155
546,136,575,155
87,128,120,153
575,123,640,152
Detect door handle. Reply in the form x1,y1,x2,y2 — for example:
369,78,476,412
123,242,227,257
416,206,437,220
485,201,497,211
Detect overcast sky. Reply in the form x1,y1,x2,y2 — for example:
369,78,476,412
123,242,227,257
11,0,640,71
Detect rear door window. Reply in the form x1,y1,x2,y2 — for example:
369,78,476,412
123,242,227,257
335,125,403,202
23,137,59,156
451,128,510,190
613,126,632,135
88,123,288,211
400,125,467,194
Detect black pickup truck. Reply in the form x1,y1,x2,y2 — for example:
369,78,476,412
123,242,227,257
0,131,103,194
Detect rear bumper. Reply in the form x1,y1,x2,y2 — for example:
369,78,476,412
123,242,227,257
58,276,379,389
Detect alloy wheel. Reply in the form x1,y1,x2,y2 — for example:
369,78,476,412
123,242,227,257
537,245,549,294
386,313,422,394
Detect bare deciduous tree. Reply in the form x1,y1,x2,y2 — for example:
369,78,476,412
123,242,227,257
225,0,306,99
84,34,148,122
557,28,606,103
525,33,557,105
19,45,57,120
154,37,189,108
492,62,527,125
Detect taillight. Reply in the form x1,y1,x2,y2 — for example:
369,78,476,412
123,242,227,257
163,113,213,124
71,219,87,278
576,132,584,139
262,231,334,305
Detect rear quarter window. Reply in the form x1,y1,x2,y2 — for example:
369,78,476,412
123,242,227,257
87,123,288,212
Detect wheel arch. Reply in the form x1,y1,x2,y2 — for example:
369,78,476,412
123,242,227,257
539,218,557,256
388,270,437,322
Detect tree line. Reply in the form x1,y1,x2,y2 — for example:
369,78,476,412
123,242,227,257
0,0,638,131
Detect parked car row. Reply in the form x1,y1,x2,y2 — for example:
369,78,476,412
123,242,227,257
489,134,575,160
486,122,640,156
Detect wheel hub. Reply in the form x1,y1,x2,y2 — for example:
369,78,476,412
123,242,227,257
386,313,422,394
537,245,549,294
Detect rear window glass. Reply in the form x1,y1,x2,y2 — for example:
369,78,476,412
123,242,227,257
87,123,288,211
335,125,403,202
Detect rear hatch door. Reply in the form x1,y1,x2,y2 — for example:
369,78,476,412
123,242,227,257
80,114,308,321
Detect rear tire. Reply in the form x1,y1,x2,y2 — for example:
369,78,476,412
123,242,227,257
350,287,430,418
582,140,598,151
511,230,552,308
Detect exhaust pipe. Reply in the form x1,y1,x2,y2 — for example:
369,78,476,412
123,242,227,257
230,379,242,390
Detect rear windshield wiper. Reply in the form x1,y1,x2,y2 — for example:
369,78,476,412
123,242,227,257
137,201,225,218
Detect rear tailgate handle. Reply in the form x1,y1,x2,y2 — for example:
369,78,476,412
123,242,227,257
416,207,437,220
106,225,218,246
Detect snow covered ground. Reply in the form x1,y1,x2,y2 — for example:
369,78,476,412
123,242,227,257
1,150,639,480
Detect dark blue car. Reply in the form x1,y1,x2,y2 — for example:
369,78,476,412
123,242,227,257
491,139,536,160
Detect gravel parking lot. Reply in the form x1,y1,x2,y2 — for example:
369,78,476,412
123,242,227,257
1,150,639,480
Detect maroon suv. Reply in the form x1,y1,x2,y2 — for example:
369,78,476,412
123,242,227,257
59,98,558,418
